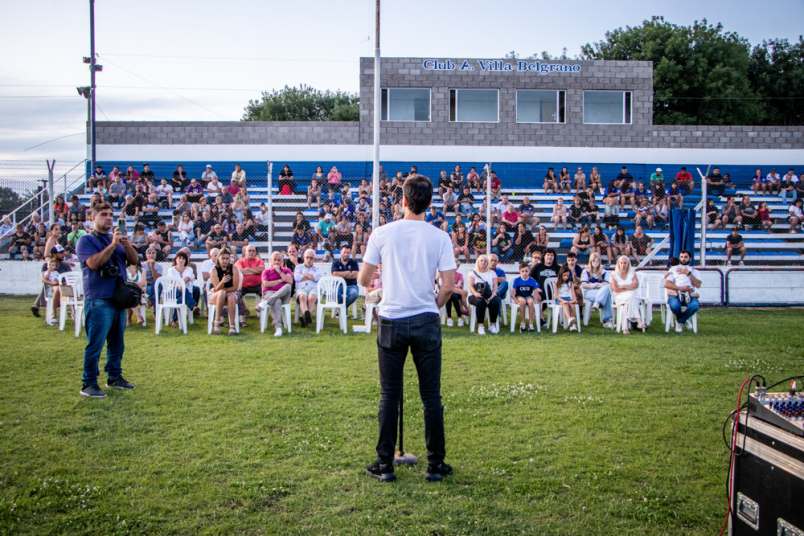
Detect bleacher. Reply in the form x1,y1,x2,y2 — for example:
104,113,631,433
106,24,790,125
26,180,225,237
68,177,803,266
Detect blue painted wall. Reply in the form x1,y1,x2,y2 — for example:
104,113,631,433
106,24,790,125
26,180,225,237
95,160,799,189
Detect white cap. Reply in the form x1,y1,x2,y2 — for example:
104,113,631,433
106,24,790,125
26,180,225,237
206,164,212,168
656,167,662,172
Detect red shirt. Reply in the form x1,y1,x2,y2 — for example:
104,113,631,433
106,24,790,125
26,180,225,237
236,257,264,288
675,170,693,183
261,266,292,293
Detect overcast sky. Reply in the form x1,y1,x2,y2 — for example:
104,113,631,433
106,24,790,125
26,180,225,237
1,0,802,176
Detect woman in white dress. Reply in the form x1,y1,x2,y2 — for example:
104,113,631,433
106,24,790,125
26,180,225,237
610,255,644,334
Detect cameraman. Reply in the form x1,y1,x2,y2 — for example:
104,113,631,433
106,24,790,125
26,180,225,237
76,202,139,398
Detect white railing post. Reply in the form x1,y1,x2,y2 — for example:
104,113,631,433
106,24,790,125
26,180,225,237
696,166,710,267
485,163,492,256
267,161,273,256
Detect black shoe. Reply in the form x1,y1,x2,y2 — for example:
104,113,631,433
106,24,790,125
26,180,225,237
305,311,312,326
519,325,526,333
31,306,40,318
426,462,453,482
365,462,396,482
299,315,307,327
106,376,135,390
80,384,106,398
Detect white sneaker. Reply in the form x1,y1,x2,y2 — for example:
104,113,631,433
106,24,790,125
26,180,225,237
274,327,283,337
477,325,485,336
255,301,267,312
489,324,498,334
739,260,745,266
685,320,694,330
602,321,614,329
675,322,683,333
457,318,464,327
446,318,454,327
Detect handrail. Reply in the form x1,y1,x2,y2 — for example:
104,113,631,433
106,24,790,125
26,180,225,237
637,234,670,268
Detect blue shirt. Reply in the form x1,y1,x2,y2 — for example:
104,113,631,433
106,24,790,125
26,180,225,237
76,232,127,299
331,258,359,286
513,276,539,298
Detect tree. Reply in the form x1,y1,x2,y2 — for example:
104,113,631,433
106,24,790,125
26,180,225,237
581,17,767,125
242,85,359,121
748,38,804,125
0,186,22,215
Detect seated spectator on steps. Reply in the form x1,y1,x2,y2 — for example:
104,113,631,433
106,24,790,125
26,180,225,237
257,251,293,337
706,167,725,196
488,254,508,302
209,248,241,335
780,169,799,202
571,226,593,261
581,251,613,328
278,164,295,195
327,166,342,192
664,251,701,332
725,227,746,266
551,197,568,229
331,246,360,308
610,255,644,334
294,248,321,327
512,261,540,332
789,198,803,233
231,164,246,186
467,254,500,335
443,269,468,327
8,223,32,260
307,178,322,208
674,166,694,193
491,224,514,262
629,226,652,264
235,245,265,320
739,196,760,229
543,167,558,193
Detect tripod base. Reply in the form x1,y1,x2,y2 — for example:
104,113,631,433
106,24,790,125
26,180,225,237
394,450,418,465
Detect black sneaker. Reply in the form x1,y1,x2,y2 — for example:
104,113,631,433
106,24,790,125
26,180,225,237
80,384,106,398
106,377,135,390
519,325,526,333
31,306,40,318
305,311,312,326
425,462,453,482
299,315,307,328
365,462,396,482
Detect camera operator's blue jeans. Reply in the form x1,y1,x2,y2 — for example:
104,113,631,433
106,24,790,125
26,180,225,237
376,312,445,466
83,298,127,387
667,296,700,325
339,284,359,308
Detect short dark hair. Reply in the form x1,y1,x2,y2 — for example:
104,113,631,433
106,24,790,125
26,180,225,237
679,249,691,257
566,251,577,259
173,251,189,265
519,261,530,270
403,175,432,215
94,201,112,213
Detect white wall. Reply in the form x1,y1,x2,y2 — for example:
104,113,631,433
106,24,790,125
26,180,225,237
97,144,804,166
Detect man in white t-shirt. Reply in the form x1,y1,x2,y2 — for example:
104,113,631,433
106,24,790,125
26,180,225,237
358,175,456,483
664,249,701,332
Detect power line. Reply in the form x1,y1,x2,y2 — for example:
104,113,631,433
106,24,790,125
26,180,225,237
100,52,357,63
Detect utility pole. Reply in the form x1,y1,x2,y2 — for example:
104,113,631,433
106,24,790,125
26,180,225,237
371,0,381,230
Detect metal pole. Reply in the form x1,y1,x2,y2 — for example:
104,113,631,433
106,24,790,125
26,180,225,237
485,163,492,256
371,0,381,229
696,165,710,267
47,160,55,226
89,0,97,173
267,161,273,255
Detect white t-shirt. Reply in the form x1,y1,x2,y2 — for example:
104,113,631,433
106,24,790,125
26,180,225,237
364,219,456,319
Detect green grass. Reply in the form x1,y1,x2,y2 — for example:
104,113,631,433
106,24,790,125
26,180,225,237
0,296,802,535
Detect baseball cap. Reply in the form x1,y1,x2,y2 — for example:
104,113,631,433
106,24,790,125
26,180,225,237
656,167,663,172
206,164,212,168
50,244,65,255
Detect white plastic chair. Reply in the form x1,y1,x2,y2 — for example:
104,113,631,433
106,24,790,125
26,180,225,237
638,272,667,327
205,280,240,335
543,277,581,334
316,276,347,334
509,295,542,333
664,289,699,334
469,302,501,333
154,276,188,335
259,296,292,334
58,272,84,337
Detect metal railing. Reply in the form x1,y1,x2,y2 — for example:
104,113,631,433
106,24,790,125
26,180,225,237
1,160,87,240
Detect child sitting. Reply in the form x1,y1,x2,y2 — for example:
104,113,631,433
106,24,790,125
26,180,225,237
511,262,540,332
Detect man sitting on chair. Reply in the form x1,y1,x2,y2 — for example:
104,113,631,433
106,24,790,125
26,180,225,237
331,246,360,309
664,250,701,333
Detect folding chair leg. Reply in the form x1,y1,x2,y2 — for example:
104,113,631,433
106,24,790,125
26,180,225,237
510,303,517,333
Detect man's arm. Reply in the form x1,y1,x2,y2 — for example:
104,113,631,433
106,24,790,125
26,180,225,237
83,230,122,270
357,262,376,288
436,270,455,308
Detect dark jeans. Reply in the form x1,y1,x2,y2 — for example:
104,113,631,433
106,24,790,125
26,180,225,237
339,284,359,308
468,295,501,323
376,312,445,466
495,281,509,301
668,296,700,324
83,297,127,387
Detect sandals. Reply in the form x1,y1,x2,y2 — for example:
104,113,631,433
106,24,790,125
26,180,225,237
228,327,237,336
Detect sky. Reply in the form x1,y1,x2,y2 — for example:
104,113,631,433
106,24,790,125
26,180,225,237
1,0,802,178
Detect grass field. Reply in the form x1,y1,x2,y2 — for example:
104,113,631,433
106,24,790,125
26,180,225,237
0,296,802,535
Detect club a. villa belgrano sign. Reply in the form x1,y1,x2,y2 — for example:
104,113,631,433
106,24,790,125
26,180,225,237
422,58,582,74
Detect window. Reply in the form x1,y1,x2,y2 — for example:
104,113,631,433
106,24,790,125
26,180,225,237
380,88,430,121
583,90,632,124
449,89,499,122
516,90,566,123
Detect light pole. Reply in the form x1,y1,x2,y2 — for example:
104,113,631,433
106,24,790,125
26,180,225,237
83,0,102,175
370,0,381,230
77,86,91,167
